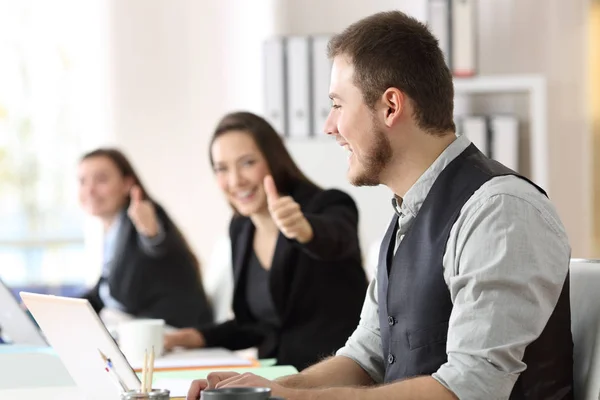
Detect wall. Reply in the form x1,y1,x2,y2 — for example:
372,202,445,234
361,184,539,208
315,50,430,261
283,0,427,33
108,0,232,268
475,0,590,256
105,0,593,271
590,0,600,257
106,0,293,269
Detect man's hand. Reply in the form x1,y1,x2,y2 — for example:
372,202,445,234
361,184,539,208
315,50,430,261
186,372,241,399
264,175,313,244
195,372,294,399
127,185,159,237
187,373,458,400
185,357,379,400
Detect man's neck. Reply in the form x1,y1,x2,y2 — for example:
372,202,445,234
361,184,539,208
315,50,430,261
382,132,456,199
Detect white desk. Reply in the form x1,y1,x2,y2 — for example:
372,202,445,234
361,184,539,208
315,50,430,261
0,349,74,389
0,347,80,399
0,387,84,400
0,345,259,400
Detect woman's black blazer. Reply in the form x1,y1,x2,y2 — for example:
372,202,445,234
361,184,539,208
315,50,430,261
83,203,214,328
200,181,368,371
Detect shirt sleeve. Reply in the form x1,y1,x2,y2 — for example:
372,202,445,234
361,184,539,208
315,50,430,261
297,189,360,262
137,218,166,253
432,190,571,399
336,274,385,383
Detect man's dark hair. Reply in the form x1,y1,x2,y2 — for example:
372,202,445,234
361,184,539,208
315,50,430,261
328,11,455,135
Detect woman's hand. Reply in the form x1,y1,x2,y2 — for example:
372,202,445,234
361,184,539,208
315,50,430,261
127,185,159,237
264,176,313,244
164,328,206,351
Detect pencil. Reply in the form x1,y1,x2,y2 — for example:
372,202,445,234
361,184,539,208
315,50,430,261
98,349,129,392
141,349,148,393
148,346,155,393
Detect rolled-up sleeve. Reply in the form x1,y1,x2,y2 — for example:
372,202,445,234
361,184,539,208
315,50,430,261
336,275,385,383
432,191,571,399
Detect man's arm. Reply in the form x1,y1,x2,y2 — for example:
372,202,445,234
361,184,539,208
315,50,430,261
204,268,455,398
276,356,374,389
303,377,456,400
432,183,572,398
186,276,386,399
212,373,457,400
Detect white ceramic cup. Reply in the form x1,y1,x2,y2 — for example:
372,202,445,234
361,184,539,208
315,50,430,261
117,318,165,364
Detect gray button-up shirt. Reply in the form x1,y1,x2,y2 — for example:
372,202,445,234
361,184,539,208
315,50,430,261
336,134,571,399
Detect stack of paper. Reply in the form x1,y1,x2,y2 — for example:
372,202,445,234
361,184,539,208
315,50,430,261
130,348,254,371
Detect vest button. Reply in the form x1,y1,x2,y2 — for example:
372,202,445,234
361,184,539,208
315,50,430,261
388,316,396,326
388,354,395,364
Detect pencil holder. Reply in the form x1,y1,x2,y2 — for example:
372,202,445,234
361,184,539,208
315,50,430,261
120,388,170,399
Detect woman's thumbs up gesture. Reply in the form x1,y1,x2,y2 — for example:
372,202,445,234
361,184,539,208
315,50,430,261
264,175,313,244
127,185,159,237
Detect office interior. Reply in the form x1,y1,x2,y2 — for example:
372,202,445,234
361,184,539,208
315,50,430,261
1,0,600,385
3,0,600,398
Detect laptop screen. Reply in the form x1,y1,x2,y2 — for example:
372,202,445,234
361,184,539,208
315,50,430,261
0,279,47,346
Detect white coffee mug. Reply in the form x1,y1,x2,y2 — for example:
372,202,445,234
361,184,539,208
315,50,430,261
117,318,165,364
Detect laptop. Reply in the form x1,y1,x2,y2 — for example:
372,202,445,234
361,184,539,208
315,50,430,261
19,292,258,399
18,292,255,399
0,279,47,346
20,292,141,400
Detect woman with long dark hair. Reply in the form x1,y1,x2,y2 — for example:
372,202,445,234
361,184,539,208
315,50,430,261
78,149,213,328
164,112,367,371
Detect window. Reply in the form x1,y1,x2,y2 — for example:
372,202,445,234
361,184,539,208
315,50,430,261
0,0,109,288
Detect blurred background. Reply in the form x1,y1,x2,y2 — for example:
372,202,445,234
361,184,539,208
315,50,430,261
0,0,599,294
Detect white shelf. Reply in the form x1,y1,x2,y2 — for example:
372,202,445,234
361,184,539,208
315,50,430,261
453,74,548,193
454,74,544,93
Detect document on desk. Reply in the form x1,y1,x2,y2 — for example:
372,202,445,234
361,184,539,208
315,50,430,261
130,348,253,371
152,379,191,397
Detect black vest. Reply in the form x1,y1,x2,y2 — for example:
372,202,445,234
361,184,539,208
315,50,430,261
377,144,574,399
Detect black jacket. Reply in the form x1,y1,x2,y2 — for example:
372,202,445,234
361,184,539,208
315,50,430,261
83,203,214,328
201,181,368,371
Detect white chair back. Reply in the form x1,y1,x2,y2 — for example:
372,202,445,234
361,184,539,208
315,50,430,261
570,258,600,400
203,236,234,323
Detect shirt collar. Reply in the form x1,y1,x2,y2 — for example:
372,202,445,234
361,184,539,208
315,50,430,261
392,134,471,218
104,208,126,240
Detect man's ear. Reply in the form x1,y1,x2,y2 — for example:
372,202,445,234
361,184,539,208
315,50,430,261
380,87,404,128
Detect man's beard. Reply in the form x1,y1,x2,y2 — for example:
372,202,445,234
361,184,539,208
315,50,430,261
350,126,392,187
